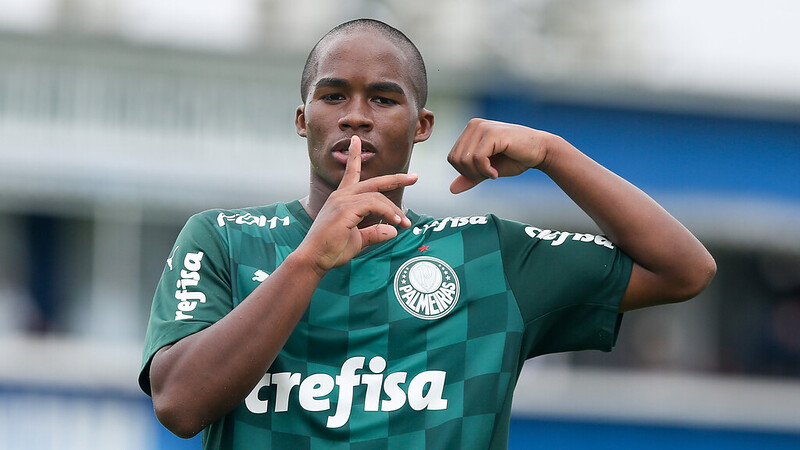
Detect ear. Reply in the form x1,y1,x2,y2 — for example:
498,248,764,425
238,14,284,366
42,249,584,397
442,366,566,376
295,104,307,137
413,108,434,143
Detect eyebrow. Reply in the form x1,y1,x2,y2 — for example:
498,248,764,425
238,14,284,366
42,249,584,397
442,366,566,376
368,81,405,96
314,78,406,96
314,77,348,90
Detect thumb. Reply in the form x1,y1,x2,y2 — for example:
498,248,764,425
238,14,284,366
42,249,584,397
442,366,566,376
359,224,399,248
449,175,482,194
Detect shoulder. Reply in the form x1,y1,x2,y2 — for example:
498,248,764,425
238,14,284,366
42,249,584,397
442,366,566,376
176,203,306,237
174,203,291,249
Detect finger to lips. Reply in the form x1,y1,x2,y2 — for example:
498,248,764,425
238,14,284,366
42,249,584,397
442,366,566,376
336,136,414,227
339,135,362,188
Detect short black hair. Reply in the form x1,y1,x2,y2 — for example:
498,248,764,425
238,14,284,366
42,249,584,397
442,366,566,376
300,19,428,109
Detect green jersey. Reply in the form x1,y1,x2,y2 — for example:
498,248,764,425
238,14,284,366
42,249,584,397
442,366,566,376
140,200,632,449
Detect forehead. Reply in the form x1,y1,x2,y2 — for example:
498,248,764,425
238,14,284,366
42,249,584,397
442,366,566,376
312,29,414,88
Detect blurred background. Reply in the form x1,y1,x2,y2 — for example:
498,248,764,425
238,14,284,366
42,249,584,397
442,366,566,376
1,0,799,448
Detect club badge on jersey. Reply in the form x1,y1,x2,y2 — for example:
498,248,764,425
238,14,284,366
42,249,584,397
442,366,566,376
393,256,460,320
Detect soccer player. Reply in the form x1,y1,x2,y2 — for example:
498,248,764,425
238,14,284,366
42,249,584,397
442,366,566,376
140,19,716,449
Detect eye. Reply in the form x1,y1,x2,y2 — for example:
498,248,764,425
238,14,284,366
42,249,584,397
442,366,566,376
321,93,345,102
374,96,398,105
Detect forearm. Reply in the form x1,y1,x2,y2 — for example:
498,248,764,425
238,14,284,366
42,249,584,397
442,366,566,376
446,119,715,309
541,134,680,255
150,251,324,437
541,134,715,307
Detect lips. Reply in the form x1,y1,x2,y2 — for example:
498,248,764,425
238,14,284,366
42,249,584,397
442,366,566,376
331,138,376,164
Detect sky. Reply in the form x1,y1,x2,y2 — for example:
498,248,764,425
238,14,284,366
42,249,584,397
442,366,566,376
636,0,800,101
0,0,798,103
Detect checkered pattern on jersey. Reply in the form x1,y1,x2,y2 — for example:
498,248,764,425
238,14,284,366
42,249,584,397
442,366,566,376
199,207,526,449
144,202,629,450
227,213,520,449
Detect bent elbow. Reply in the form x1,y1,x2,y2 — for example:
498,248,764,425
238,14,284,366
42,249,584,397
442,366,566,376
623,253,716,311
153,393,206,439
676,253,717,302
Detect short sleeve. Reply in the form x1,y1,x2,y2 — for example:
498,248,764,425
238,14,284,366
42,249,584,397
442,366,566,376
493,215,633,358
138,211,233,395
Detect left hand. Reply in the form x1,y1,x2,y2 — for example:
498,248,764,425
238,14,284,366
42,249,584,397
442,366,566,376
447,118,553,194
297,136,415,274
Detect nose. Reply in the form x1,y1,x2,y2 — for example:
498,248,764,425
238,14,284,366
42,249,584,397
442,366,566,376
338,99,373,131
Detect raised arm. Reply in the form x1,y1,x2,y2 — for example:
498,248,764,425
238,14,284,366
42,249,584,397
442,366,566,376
149,137,417,438
447,118,716,312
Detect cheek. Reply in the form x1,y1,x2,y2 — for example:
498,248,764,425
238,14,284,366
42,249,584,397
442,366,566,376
305,119,329,146
303,107,331,135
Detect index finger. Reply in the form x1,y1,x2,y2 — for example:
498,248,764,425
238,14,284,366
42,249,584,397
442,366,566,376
338,136,362,188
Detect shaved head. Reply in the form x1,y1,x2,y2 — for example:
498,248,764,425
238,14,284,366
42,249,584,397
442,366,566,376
300,19,428,109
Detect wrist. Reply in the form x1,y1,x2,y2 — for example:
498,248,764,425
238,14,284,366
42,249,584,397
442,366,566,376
283,248,330,280
537,133,574,175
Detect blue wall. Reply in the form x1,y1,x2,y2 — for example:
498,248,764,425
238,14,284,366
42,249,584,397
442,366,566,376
477,95,800,202
154,414,800,449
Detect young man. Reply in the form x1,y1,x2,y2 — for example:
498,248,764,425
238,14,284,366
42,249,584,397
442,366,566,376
140,19,715,449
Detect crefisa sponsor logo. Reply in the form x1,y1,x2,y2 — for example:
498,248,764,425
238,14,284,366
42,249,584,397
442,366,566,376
394,256,460,320
412,215,488,235
524,226,616,249
174,251,205,320
245,356,447,428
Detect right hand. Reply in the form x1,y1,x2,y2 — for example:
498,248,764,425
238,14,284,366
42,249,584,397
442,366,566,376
296,136,417,274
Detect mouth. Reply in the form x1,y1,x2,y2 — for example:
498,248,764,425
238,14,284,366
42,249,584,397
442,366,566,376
331,138,376,164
